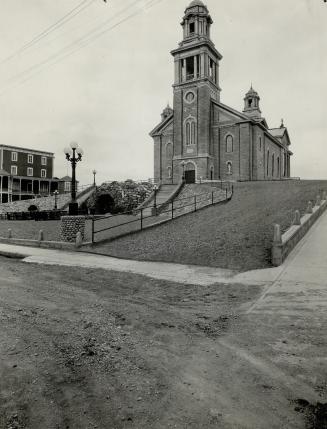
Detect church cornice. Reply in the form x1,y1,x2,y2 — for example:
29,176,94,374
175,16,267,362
171,40,222,60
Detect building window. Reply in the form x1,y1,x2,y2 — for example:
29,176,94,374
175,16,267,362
27,167,33,176
166,143,173,158
227,162,232,175
41,169,46,178
11,152,18,162
186,56,194,80
277,157,280,176
167,166,172,178
27,154,33,164
11,165,17,175
267,151,270,176
226,135,233,153
185,119,196,145
64,182,71,192
41,156,47,165
259,136,262,151
189,22,195,34
272,154,275,177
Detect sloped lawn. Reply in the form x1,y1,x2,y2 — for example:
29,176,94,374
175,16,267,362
87,180,327,271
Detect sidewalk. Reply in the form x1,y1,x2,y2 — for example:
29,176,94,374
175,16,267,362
0,209,327,290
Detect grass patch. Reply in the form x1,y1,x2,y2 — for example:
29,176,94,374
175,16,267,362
0,219,92,242
88,180,327,271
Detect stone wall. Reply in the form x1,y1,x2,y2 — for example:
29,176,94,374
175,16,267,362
272,197,327,266
60,216,85,243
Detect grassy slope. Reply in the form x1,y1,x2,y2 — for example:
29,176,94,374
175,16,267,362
90,180,327,271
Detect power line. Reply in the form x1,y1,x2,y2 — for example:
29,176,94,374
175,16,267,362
0,0,95,66
0,0,163,96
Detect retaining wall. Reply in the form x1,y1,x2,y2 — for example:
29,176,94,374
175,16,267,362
272,199,327,266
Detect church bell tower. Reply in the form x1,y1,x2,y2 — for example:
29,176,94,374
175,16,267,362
171,0,222,183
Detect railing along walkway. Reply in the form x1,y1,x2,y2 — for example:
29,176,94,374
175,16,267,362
91,184,233,244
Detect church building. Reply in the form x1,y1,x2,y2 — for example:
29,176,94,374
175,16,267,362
150,0,293,184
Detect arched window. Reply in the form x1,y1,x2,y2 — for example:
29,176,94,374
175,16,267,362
166,143,173,158
167,166,172,178
277,157,280,176
226,135,233,153
272,154,275,177
185,119,196,146
267,151,270,177
259,136,262,151
227,162,232,175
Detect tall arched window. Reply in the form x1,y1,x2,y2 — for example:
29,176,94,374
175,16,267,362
227,162,232,175
277,157,280,177
258,136,262,151
167,166,172,178
166,143,173,158
272,154,275,177
267,151,270,177
226,135,233,153
185,119,196,145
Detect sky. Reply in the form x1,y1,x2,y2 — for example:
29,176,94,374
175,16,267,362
0,0,326,186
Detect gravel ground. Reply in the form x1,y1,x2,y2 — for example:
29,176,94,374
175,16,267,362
0,257,326,428
85,180,327,271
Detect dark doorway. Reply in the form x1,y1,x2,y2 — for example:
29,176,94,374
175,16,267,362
185,170,195,184
95,194,115,214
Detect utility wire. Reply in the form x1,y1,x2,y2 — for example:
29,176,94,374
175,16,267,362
0,0,162,96
0,0,95,66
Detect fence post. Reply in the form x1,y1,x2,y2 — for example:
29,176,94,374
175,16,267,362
194,196,197,212
140,209,143,230
91,217,95,244
212,191,214,205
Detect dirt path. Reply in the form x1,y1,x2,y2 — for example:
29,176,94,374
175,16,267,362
0,257,326,428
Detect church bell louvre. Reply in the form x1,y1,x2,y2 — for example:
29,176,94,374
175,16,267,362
150,0,293,184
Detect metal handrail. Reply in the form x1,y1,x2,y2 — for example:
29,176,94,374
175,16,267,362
91,184,234,243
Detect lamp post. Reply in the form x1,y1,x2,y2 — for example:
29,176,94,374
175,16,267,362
181,161,186,183
153,184,159,214
92,169,97,187
53,190,59,210
64,142,84,216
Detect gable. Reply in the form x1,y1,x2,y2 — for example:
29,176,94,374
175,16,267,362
150,115,174,137
212,101,249,124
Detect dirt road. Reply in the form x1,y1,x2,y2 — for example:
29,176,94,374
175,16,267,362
0,256,326,428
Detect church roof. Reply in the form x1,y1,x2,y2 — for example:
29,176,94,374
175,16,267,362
149,113,174,137
269,127,286,138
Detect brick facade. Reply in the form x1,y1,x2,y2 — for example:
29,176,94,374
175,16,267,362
150,1,293,184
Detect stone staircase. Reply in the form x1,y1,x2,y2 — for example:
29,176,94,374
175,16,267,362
141,184,183,216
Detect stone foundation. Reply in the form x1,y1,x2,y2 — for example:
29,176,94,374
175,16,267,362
60,216,85,243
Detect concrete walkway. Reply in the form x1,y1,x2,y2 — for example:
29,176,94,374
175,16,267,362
0,209,327,290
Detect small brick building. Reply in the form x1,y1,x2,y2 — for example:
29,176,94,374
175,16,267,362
150,0,293,184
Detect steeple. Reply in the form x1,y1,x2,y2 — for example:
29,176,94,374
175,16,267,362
161,103,173,122
181,1,213,42
171,1,222,99
243,85,262,119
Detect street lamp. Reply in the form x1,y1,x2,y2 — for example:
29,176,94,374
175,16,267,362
53,190,59,210
181,161,186,182
92,169,97,187
64,142,84,215
153,184,159,214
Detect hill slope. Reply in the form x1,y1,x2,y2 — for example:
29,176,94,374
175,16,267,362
88,180,327,271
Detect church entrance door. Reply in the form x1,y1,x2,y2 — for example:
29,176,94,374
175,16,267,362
185,170,195,184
